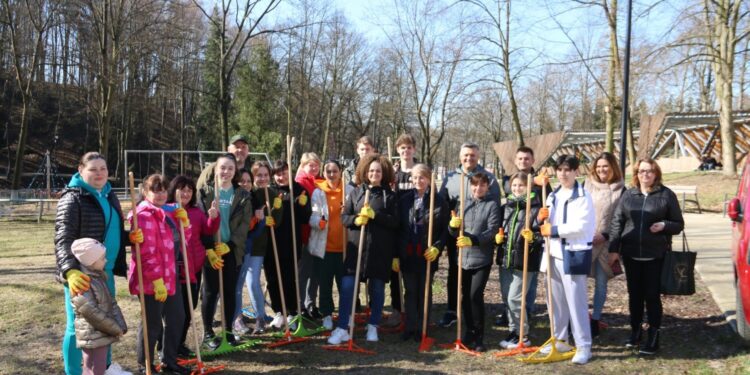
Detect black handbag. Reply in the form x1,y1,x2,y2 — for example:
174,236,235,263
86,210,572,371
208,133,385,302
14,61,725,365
660,231,696,295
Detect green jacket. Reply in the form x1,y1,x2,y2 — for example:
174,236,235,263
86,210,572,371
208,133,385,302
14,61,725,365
198,183,254,265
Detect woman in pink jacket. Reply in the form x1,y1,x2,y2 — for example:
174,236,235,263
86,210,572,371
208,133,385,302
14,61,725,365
167,175,219,357
129,174,192,374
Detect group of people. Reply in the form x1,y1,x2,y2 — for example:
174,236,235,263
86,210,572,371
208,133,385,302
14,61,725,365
54,133,685,374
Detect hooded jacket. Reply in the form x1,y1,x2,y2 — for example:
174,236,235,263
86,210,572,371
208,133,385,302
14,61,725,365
448,194,502,270
55,174,128,283
127,200,188,296
274,181,312,260
342,185,399,282
198,183,254,264
71,266,127,349
609,184,684,259
309,180,354,258
397,187,449,273
246,187,283,258
544,181,596,275
496,193,543,272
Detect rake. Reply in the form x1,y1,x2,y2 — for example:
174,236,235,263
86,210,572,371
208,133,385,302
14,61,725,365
418,172,438,353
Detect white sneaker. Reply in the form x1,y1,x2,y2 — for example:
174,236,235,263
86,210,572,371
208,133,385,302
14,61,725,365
233,317,249,335
270,312,284,329
104,362,132,375
540,340,573,354
322,315,334,330
287,315,298,331
366,324,379,342
571,345,592,364
327,327,350,345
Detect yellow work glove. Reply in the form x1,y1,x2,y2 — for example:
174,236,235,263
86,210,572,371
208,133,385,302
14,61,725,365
214,242,230,257
152,278,167,302
521,229,534,243
297,191,308,206
359,205,375,220
354,215,369,226
174,207,190,228
449,210,461,229
456,236,472,248
273,194,283,210
266,216,276,227
537,207,550,223
540,223,552,237
129,228,143,245
392,259,400,273
424,247,439,262
66,269,91,295
495,228,505,244
206,249,224,270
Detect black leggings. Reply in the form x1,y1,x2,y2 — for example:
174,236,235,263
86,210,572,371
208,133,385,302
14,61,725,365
390,269,403,311
461,265,491,343
201,253,239,333
179,272,201,346
623,256,664,330
265,255,298,314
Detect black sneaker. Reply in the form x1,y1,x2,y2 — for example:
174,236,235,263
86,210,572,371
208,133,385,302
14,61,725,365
401,330,414,341
590,318,600,338
203,332,219,350
639,328,659,355
499,331,519,349
176,344,193,358
474,343,486,353
625,327,642,349
310,306,323,319
438,311,457,328
162,362,191,375
494,312,509,327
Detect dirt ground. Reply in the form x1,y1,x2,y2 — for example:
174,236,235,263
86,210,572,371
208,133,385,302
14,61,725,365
1,218,749,374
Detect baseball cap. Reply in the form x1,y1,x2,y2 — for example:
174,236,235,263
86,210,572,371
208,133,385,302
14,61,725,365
229,134,249,145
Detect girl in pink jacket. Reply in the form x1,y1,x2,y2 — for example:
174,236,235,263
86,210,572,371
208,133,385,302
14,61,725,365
167,175,220,356
128,174,192,374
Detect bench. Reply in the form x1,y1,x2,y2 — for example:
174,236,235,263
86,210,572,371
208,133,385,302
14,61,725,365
668,185,701,214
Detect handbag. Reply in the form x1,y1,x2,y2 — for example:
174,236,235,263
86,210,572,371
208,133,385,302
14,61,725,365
660,231,696,295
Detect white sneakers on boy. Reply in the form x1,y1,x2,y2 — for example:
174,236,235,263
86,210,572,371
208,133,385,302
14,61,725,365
322,315,334,330
270,312,284,329
366,324,379,342
571,345,592,364
327,327,350,345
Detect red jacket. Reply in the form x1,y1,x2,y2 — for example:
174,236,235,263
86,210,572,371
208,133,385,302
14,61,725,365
182,206,220,283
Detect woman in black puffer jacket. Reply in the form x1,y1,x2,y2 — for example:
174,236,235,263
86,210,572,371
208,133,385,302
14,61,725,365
609,158,684,356
55,152,132,375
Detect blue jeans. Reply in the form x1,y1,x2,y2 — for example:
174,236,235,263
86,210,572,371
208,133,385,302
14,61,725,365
592,261,608,320
336,276,385,329
238,255,266,321
63,270,114,375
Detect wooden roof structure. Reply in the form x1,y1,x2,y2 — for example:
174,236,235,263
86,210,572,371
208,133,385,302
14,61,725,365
492,111,750,174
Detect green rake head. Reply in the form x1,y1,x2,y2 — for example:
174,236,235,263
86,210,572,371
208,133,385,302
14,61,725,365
199,330,263,358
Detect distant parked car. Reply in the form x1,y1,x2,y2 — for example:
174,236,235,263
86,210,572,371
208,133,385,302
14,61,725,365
728,163,750,341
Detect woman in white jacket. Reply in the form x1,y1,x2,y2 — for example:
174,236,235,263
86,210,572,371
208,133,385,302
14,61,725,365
309,160,353,330
539,155,596,365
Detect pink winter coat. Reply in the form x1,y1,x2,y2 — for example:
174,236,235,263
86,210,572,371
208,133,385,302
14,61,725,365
127,200,185,296
182,206,220,283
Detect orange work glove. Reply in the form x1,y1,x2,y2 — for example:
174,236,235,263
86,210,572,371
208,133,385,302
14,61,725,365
537,207,550,223
319,216,327,230
540,223,552,237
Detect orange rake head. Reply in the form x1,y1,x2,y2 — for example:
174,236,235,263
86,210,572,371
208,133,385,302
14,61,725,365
418,335,435,352
267,330,309,349
323,339,376,355
176,358,226,374
495,342,539,358
533,174,549,187
438,339,482,357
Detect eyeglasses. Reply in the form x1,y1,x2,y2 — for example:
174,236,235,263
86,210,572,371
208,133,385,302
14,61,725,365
637,169,654,175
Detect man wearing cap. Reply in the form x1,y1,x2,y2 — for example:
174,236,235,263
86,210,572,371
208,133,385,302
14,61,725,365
196,134,251,191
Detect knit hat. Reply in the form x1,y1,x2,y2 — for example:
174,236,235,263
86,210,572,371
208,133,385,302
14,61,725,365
71,238,106,267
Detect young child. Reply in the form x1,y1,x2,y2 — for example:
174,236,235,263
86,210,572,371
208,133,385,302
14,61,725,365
539,155,595,364
70,238,127,375
496,172,543,349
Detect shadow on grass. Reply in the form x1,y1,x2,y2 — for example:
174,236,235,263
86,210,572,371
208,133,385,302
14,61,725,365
0,266,56,275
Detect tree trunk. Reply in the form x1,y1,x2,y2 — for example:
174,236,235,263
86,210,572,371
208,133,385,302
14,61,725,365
11,99,29,189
